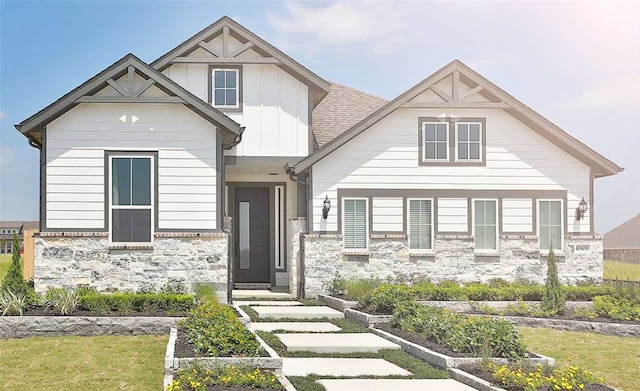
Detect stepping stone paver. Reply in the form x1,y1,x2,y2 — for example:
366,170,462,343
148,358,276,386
282,357,412,377
318,379,475,391
276,333,400,353
252,306,344,320
252,322,342,333
234,301,303,306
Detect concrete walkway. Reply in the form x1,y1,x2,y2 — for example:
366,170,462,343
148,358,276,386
248,300,477,390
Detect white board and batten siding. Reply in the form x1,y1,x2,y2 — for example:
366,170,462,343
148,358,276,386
46,103,218,230
163,33,310,157
312,108,591,234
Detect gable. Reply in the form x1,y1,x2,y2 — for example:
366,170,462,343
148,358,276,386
150,16,330,106
292,60,622,178
15,54,242,146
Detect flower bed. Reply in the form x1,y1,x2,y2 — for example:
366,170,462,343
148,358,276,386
167,364,284,391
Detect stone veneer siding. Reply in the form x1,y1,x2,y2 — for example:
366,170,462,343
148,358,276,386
303,234,603,296
34,233,229,302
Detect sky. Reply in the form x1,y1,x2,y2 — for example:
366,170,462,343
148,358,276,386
0,0,639,233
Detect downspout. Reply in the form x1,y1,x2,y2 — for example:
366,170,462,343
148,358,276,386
221,128,245,304
284,163,307,299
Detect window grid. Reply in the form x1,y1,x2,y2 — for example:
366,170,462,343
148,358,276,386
109,156,153,244
538,200,563,252
213,69,238,107
343,198,368,250
474,200,497,250
456,122,482,161
422,122,449,161
408,198,433,251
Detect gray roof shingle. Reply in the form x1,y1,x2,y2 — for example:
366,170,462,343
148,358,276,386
312,82,387,148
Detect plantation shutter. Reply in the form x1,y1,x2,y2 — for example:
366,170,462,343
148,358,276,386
474,200,497,250
539,201,562,251
409,199,432,250
343,199,367,249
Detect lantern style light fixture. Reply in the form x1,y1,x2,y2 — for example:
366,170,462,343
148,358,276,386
575,197,588,221
322,195,331,219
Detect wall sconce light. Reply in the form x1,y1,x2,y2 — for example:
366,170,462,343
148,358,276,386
575,197,588,221
322,195,331,219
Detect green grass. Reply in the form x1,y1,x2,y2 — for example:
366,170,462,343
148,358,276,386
0,254,22,282
518,326,640,391
604,259,640,281
288,376,326,391
0,334,168,390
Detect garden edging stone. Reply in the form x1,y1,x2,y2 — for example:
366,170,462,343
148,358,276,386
447,368,508,391
485,314,640,338
318,294,358,311
344,308,392,326
0,316,182,339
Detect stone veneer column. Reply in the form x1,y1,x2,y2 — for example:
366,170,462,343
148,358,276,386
561,235,604,283
34,232,229,301
288,218,307,293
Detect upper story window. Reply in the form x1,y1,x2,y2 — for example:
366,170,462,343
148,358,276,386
212,68,240,109
422,123,449,161
457,122,482,161
538,200,563,252
419,117,485,166
109,155,153,244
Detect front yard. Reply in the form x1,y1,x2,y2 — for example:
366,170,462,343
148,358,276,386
518,326,640,391
0,335,167,390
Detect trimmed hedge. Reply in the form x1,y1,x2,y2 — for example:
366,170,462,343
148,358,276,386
77,290,194,314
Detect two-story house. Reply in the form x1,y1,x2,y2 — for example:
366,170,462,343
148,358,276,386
15,17,622,300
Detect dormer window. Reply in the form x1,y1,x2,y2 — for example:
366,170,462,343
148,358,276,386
211,67,241,110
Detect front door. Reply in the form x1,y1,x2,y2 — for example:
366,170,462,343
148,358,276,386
234,187,271,284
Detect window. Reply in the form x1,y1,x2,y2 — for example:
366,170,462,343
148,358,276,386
110,156,153,243
457,122,482,161
474,200,498,251
343,198,368,250
408,199,433,251
212,68,238,108
538,200,563,251
422,122,448,160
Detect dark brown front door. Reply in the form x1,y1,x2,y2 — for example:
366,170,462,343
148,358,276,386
234,187,270,283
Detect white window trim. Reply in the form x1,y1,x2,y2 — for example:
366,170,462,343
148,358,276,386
212,68,240,109
407,198,435,254
422,122,449,161
537,198,564,254
108,155,154,246
455,121,483,162
472,198,499,254
342,197,369,251
274,185,285,270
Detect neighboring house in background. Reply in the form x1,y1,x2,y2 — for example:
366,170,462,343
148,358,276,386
604,214,640,264
0,221,39,253
15,17,623,300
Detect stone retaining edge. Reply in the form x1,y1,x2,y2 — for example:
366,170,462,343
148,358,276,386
232,304,252,326
318,294,358,311
344,308,392,327
486,315,640,338
447,368,508,391
0,316,182,339
369,327,554,369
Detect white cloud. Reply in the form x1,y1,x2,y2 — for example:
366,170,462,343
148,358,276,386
267,1,413,55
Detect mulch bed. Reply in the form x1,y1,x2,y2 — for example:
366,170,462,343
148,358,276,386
457,364,614,391
375,323,540,358
174,329,269,358
22,306,186,317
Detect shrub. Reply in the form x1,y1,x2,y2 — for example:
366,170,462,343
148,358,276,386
0,289,27,316
179,301,261,357
326,277,380,301
392,302,527,359
591,288,640,321
44,288,79,315
1,233,32,302
78,290,194,314
193,283,219,305
541,249,565,314
360,283,415,313
167,363,283,391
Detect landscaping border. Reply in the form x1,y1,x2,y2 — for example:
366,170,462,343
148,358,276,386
232,304,252,326
447,368,508,391
0,316,182,339
488,315,640,338
318,294,358,311
418,300,592,312
344,308,392,326
369,327,555,370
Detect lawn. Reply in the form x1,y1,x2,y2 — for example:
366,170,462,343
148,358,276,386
604,259,640,281
518,326,640,391
0,254,22,282
0,334,168,390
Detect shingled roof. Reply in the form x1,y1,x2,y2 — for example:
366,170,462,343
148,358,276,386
312,82,387,148
604,214,640,249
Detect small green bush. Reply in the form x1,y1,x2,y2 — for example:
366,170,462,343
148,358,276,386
326,277,380,301
78,290,194,314
360,283,415,313
1,233,34,303
179,301,261,357
44,288,79,315
392,301,527,359
193,283,219,305
0,289,27,316
541,249,566,315
591,288,640,321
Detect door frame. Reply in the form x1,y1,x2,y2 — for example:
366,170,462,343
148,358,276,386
227,182,287,287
